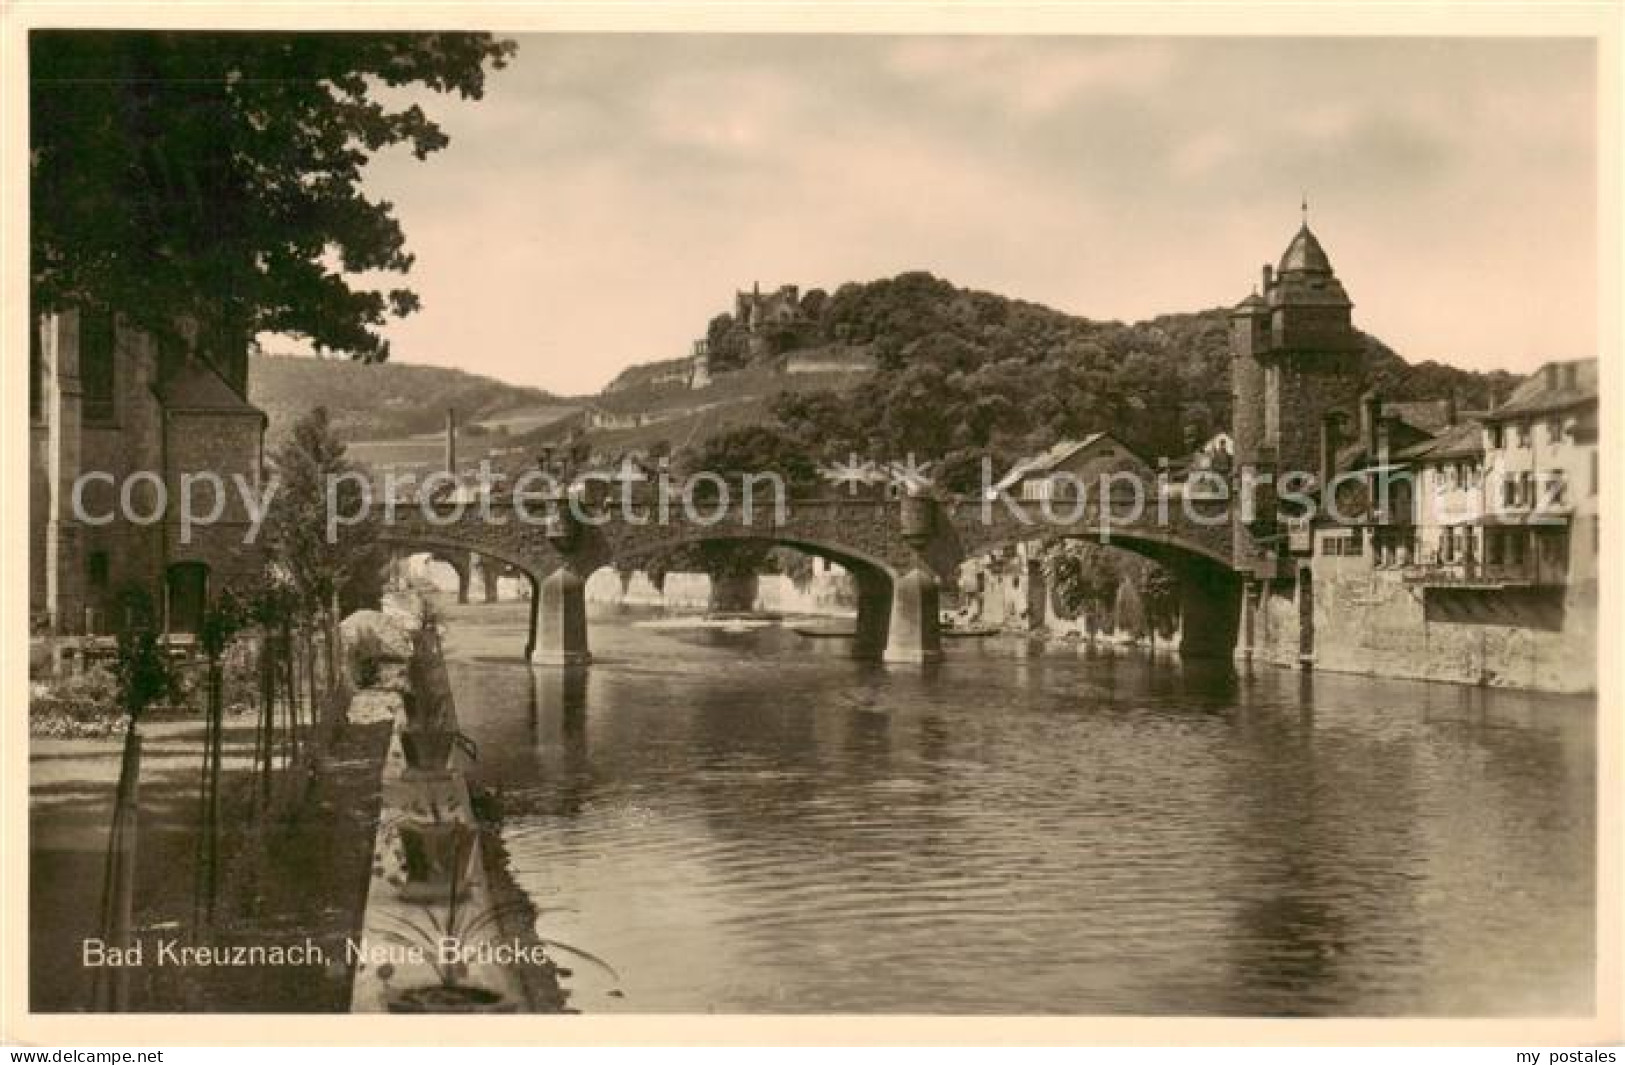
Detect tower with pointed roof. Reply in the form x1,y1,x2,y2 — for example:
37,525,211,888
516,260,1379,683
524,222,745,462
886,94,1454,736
1230,214,1366,500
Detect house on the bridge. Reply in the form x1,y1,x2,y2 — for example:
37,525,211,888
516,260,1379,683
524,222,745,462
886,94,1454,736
30,308,266,637
989,433,1150,502
1156,431,1235,501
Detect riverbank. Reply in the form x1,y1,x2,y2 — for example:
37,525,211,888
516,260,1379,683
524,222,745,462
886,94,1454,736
346,605,569,1013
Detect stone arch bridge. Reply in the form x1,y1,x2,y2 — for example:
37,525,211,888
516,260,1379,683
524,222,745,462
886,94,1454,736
374,487,1248,665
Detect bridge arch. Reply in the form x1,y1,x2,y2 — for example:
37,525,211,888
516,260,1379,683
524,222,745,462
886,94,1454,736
578,529,900,660
378,531,542,584
942,524,1242,658
377,534,554,656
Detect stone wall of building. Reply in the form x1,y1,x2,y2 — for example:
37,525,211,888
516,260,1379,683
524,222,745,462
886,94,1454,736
1243,557,1596,694
30,424,50,618
1270,354,1364,485
162,409,267,589
32,311,267,635
71,325,167,630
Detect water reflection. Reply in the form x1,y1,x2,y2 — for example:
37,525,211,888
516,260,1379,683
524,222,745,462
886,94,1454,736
440,602,1594,1016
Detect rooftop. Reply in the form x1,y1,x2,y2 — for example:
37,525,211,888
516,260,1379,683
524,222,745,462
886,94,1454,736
991,433,1150,493
1396,419,1486,463
1278,224,1333,275
1265,221,1353,311
155,358,263,416
1483,358,1597,422
1385,399,1460,437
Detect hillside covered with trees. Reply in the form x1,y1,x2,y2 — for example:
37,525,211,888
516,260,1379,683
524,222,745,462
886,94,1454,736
685,271,1518,492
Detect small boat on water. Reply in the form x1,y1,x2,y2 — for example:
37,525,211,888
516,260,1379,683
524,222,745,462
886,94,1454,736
943,625,1001,638
792,621,1000,639
791,624,856,638
636,617,775,632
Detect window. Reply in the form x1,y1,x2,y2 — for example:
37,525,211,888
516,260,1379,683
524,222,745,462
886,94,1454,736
1320,530,1365,557
1548,416,1566,443
87,550,109,590
1488,424,1504,449
1515,422,1531,448
1544,471,1568,508
79,309,116,423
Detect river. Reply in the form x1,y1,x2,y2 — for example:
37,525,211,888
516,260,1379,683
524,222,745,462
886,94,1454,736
436,599,1595,1016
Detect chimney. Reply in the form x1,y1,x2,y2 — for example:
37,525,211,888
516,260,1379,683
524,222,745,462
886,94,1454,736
1544,363,1560,389
1319,413,1342,494
1563,362,1578,389
1363,391,1383,459
1261,264,1274,292
445,407,458,477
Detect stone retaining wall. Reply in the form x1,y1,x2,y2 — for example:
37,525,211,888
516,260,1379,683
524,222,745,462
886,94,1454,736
346,599,553,1012
1243,566,1597,694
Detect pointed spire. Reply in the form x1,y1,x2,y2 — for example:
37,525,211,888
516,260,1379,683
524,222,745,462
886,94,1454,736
1278,221,1332,274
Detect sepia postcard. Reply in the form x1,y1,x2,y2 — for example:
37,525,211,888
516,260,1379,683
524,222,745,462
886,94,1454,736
2,0,1620,1049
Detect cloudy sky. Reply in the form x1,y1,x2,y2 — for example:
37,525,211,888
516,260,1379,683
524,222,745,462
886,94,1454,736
350,35,1595,395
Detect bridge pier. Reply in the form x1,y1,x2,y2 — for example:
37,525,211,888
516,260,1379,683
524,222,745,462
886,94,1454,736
883,567,942,664
1239,577,1260,666
480,561,500,604
523,576,540,661
531,565,591,667
446,553,470,605
852,569,892,659
1177,567,1242,659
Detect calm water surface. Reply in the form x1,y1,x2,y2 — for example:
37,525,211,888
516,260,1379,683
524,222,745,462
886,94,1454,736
438,600,1595,1015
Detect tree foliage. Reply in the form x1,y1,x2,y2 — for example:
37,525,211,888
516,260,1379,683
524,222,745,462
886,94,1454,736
262,405,380,615
1044,542,1124,621
675,423,821,496
737,271,1512,494
114,627,172,721
31,31,515,362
